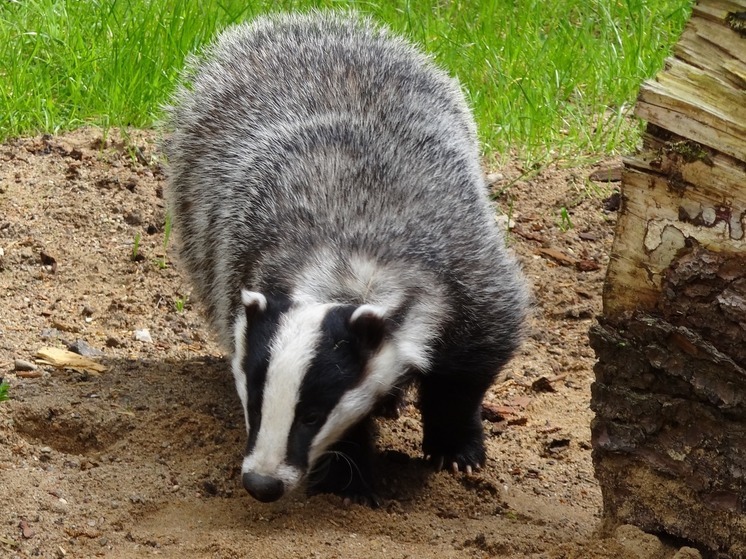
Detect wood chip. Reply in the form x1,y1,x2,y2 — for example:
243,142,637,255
578,231,600,241
35,347,107,375
589,166,623,182
536,247,578,267
0,535,18,547
513,226,547,243
576,259,601,272
481,401,510,422
16,370,43,379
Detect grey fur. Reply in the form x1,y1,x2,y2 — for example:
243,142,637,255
165,11,529,497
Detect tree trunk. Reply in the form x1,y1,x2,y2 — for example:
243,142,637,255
589,0,746,555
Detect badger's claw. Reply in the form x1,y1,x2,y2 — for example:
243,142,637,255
341,490,382,509
427,452,483,475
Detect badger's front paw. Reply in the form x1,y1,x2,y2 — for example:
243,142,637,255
340,488,382,509
307,448,380,508
423,429,486,474
307,466,381,508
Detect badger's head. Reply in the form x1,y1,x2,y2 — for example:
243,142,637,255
231,289,425,503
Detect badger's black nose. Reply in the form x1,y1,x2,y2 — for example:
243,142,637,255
242,472,285,502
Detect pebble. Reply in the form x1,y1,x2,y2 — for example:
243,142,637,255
485,172,505,187
50,499,69,514
124,211,143,226
68,339,103,357
134,329,152,343
40,327,61,339
105,336,122,348
14,359,37,372
673,548,702,559
494,214,515,231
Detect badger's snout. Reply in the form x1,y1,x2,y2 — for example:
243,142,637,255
242,471,285,502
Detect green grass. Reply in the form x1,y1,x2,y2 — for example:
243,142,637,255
0,379,9,403
1,0,692,162
131,232,142,262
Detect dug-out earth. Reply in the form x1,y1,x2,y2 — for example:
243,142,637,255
0,129,700,558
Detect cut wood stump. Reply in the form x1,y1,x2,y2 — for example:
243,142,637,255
589,0,746,556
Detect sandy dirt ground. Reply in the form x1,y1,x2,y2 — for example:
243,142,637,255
0,129,702,558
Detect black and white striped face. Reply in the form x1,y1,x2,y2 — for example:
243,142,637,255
232,289,411,503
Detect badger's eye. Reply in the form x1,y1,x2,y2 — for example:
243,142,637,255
299,411,323,427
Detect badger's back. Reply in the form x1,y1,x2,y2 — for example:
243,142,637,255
165,12,527,361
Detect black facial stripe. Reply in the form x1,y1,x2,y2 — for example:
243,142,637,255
242,293,291,455
285,305,370,469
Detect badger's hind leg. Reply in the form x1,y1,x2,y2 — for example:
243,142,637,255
419,373,491,473
307,417,381,507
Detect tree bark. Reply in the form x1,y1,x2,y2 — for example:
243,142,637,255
590,0,746,555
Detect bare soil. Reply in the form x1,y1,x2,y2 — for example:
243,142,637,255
0,128,693,558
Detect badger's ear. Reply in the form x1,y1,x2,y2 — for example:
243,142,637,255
349,304,387,350
241,289,267,323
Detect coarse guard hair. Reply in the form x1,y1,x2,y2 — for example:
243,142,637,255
164,11,529,506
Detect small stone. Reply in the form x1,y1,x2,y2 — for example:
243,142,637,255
105,336,122,348
19,519,34,539
51,499,69,514
134,329,152,343
673,547,702,559
124,211,142,226
40,446,53,454
603,191,622,212
67,339,103,357
485,172,504,187
41,327,61,340
494,214,515,231
14,359,37,372
81,305,95,317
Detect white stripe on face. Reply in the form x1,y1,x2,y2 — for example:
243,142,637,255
231,291,268,436
231,311,250,434
241,303,330,482
308,317,433,466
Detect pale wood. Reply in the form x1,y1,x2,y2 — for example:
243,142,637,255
604,0,746,317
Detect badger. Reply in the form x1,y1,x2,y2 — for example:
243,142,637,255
164,11,528,506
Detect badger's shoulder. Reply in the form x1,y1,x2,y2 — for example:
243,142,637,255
165,11,477,159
